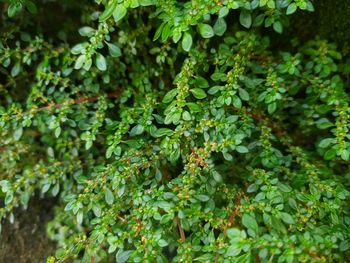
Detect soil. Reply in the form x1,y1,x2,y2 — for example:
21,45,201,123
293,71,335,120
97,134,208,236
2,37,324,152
0,197,57,263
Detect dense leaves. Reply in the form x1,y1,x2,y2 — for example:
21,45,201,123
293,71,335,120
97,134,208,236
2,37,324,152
0,0,350,262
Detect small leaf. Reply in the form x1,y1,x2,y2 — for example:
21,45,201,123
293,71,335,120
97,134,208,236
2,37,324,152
319,138,334,148
198,24,214,38
219,7,229,18
71,43,86,55
236,145,248,153
158,239,168,247
113,4,127,22
107,43,122,57
77,211,83,225
268,102,277,113
130,124,144,136
8,3,22,17
239,11,252,28
95,53,107,71
242,214,258,233
226,244,242,256
155,169,162,181
78,26,95,37
139,0,155,6
182,32,193,52
105,188,114,205
11,62,21,77
273,21,283,34
195,195,210,202
277,182,292,193
191,88,207,99
25,1,37,14
74,54,86,70
195,77,209,89
213,18,227,36
238,88,249,101
99,1,118,22
116,250,131,263
286,3,297,15
163,89,178,103
324,148,337,160
316,118,333,129
226,228,241,239
154,128,173,137
14,126,23,141
281,212,295,224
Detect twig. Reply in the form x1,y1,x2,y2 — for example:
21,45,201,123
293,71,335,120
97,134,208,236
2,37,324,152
175,217,186,242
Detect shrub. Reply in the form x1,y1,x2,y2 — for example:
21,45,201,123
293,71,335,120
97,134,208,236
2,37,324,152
1,0,350,262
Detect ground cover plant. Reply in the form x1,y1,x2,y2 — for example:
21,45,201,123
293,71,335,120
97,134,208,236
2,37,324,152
1,0,350,262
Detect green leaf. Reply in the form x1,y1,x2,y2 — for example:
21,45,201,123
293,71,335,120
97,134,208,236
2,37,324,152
8,3,22,17
163,88,178,103
211,73,227,82
158,239,168,247
113,4,127,22
95,53,107,71
286,3,297,15
239,11,252,28
219,7,229,18
324,148,337,160
227,228,242,239
277,182,292,193
99,1,118,22
25,1,37,14
105,188,114,205
242,214,258,233
195,77,209,89
107,43,122,57
182,32,193,52
182,111,191,121
281,212,295,224
213,18,227,36
155,169,162,181
161,23,171,42
139,0,155,6
11,62,21,77
71,43,86,55
78,26,95,37
195,195,210,202
154,128,173,137
116,250,131,263
191,88,207,99
273,21,283,34
268,102,277,113
236,145,248,153
238,88,249,101
316,118,333,129
130,124,144,136
186,102,202,112
226,244,241,257
319,138,334,148
172,30,182,43
153,23,164,41
14,126,23,141
74,54,86,70
198,24,214,38
340,149,349,161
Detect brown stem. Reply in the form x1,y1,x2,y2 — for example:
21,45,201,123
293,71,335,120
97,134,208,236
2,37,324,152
176,217,186,242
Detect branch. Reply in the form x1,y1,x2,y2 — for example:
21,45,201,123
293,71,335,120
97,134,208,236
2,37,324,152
6,88,123,120
175,217,186,242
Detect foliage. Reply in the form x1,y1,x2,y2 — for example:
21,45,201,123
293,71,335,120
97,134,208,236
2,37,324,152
1,0,350,262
